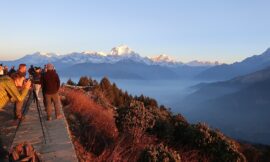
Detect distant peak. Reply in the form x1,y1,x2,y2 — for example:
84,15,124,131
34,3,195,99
33,51,57,57
150,54,177,63
187,60,220,66
82,51,107,56
263,47,270,54
110,45,135,56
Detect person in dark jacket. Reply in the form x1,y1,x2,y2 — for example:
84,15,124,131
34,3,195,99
41,63,62,121
28,65,35,79
8,66,16,76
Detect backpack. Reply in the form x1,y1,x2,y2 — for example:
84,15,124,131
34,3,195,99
9,142,41,162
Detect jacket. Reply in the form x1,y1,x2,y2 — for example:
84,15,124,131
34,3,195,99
41,70,60,95
33,72,41,84
0,76,29,109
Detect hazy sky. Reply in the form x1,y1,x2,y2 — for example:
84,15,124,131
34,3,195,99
0,0,269,63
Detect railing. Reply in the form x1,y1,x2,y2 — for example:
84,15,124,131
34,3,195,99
62,84,94,89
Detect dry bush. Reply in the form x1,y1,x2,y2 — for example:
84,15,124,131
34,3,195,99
97,133,157,162
60,88,118,157
139,143,181,162
61,88,159,162
239,143,270,162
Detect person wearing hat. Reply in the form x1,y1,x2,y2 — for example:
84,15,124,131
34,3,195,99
41,63,62,121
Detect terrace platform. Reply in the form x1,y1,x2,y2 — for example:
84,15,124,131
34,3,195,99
0,93,78,162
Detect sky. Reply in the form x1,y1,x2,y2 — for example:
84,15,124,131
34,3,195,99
0,0,270,63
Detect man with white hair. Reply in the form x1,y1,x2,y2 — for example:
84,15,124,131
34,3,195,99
41,63,62,121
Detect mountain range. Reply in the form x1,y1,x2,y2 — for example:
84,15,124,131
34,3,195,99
196,48,270,80
2,45,220,67
1,45,218,79
2,46,270,81
181,66,270,145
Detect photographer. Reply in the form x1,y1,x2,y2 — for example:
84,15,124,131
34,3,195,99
13,64,28,119
0,72,31,111
0,64,4,76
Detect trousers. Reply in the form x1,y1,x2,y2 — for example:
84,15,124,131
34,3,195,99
45,93,61,118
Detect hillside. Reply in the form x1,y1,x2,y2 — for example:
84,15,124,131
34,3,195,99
60,76,270,162
196,48,270,81
182,67,270,145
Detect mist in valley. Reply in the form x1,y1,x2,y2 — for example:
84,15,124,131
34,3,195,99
61,77,201,111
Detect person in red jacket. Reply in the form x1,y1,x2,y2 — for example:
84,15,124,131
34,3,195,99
41,63,62,121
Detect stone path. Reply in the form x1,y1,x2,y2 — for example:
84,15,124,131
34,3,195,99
11,94,78,162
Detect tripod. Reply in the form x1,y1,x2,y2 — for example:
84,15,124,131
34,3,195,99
9,89,47,152
32,89,47,144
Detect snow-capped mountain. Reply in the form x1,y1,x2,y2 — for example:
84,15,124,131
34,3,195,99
12,45,188,67
148,54,183,67
110,45,134,56
14,52,59,64
1,45,219,68
0,45,218,79
187,60,220,67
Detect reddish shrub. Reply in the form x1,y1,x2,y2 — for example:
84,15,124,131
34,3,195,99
60,88,158,161
97,133,157,162
60,88,118,157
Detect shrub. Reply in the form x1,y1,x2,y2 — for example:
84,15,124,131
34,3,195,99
174,122,246,162
139,144,181,162
135,95,158,108
60,88,118,156
115,100,156,137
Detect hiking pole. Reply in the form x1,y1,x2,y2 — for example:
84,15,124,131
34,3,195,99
33,90,47,144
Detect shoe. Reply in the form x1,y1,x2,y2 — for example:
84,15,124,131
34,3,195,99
11,120,19,126
17,116,25,121
47,116,52,121
14,116,25,121
56,114,63,119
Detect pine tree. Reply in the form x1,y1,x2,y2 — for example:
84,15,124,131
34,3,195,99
67,78,76,85
78,76,92,86
100,77,112,91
